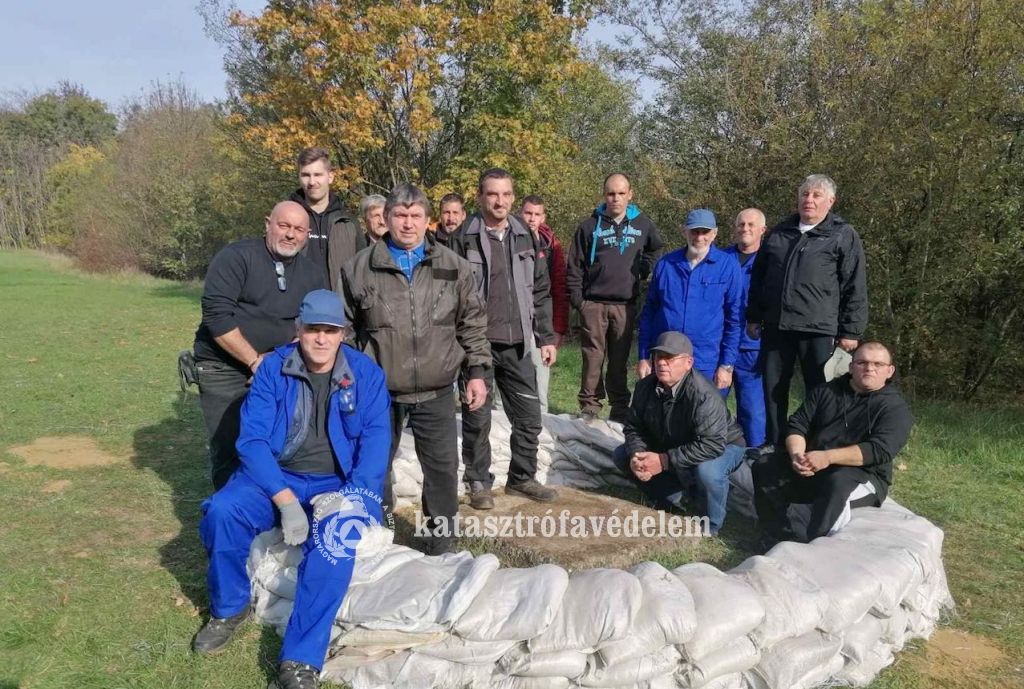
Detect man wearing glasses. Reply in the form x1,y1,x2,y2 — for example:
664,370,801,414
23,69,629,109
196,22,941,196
752,341,913,549
192,201,328,489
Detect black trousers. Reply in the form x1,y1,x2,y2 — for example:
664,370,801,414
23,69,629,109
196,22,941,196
461,342,543,488
196,359,250,490
752,450,884,542
385,387,459,551
760,326,836,444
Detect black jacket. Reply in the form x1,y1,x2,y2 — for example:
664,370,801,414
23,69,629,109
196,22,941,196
449,214,556,348
289,189,366,291
747,212,867,338
787,374,913,494
624,370,744,483
566,203,662,307
341,233,490,404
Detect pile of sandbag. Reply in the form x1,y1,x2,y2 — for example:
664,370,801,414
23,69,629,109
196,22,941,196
246,415,953,688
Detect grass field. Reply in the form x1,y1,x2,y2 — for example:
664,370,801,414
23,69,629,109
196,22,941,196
0,249,1021,688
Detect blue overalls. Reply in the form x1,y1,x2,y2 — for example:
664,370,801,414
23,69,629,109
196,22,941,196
723,245,766,446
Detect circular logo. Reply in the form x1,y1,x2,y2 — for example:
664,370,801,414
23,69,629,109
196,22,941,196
311,486,394,562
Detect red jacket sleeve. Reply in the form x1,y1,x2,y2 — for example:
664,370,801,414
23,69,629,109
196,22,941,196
549,233,570,336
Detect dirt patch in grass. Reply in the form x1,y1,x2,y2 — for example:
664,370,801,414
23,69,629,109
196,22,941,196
41,479,72,493
8,435,127,469
911,628,1017,688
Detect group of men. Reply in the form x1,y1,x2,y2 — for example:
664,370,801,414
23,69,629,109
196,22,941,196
188,146,914,689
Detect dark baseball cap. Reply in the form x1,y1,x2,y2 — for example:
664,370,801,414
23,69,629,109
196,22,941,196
650,331,694,357
298,289,348,327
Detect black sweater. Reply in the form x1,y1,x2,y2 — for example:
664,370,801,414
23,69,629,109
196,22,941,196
193,238,327,368
787,374,913,489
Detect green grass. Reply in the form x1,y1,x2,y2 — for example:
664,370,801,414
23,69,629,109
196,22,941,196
0,249,1021,688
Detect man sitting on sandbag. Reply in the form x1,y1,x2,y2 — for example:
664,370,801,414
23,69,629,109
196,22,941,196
613,331,746,536
193,290,391,689
752,341,912,549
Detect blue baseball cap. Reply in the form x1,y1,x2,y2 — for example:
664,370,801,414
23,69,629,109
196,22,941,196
298,289,348,327
683,208,717,231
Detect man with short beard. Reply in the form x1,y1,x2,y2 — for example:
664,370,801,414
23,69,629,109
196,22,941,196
192,201,327,489
434,192,467,247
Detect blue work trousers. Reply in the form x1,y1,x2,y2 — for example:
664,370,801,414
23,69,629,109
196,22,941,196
730,349,766,447
199,470,359,670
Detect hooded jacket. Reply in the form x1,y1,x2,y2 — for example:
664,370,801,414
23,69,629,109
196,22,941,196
290,189,367,291
746,211,867,338
235,342,391,510
566,203,662,307
341,232,491,404
787,374,913,495
536,223,570,337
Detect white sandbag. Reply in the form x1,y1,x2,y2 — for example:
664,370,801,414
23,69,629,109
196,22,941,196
693,674,748,689
578,646,683,688
729,555,829,647
841,614,885,664
348,543,425,586
905,609,937,640
878,607,909,650
671,562,766,660
391,652,494,689
834,644,896,687
340,550,500,632
454,565,569,641
416,635,518,664
499,643,589,679
529,569,643,653
681,636,761,688
765,541,881,633
321,649,409,687
806,537,924,616
263,568,297,600
490,677,571,689
746,631,843,689
596,562,697,668
336,626,449,651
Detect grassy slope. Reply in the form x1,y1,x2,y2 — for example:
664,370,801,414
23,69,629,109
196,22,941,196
0,250,1020,688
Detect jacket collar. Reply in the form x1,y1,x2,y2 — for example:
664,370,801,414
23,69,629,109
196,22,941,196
288,189,351,219
369,231,442,271
282,343,355,387
463,213,530,238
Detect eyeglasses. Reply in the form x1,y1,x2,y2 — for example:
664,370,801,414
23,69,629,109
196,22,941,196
274,261,286,292
853,360,892,370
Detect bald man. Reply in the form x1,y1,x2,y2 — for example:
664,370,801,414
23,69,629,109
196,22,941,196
192,201,329,489
567,173,663,422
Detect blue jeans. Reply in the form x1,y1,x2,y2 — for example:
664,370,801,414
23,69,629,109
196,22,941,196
613,443,746,534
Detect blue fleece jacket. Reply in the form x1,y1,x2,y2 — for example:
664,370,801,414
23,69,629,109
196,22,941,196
638,245,743,374
235,342,392,517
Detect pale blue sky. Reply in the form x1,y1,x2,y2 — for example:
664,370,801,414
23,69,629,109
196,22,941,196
0,1,637,110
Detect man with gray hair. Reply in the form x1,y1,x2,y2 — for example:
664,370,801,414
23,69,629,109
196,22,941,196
342,183,490,554
746,174,868,451
359,194,388,243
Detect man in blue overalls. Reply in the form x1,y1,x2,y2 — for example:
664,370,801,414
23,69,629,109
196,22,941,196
192,289,391,689
723,209,768,447
637,208,743,396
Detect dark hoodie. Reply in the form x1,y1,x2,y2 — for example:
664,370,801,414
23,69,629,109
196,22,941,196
787,374,913,495
289,189,366,290
566,202,662,307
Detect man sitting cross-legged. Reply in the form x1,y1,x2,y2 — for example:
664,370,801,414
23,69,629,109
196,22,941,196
192,289,391,689
613,331,746,536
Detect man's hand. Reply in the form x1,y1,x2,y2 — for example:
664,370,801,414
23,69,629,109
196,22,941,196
837,337,858,353
540,344,558,367
790,451,815,477
278,498,309,546
714,366,733,390
464,377,488,412
803,450,831,473
636,359,652,379
630,451,665,482
554,333,564,348
246,352,267,382
746,322,761,340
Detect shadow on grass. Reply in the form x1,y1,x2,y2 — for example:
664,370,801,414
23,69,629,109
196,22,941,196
132,393,211,610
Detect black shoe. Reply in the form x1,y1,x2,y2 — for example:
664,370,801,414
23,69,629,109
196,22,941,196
745,443,776,461
505,479,558,503
608,409,631,425
467,481,495,510
269,661,319,689
192,605,250,655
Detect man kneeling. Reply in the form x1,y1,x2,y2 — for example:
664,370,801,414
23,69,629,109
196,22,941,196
752,341,912,548
614,331,746,536
193,290,391,689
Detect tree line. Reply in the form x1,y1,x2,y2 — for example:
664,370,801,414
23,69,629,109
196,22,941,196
1,0,1021,398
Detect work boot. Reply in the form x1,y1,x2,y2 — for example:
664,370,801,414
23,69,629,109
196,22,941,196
269,661,319,689
192,605,250,655
506,479,558,503
467,481,494,510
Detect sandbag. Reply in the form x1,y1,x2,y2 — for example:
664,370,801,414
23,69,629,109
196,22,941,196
729,555,829,647
680,636,761,688
878,608,909,651
499,643,589,679
490,677,571,689
416,636,518,664
529,569,643,653
671,562,765,660
321,649,410,688
746,631,843,689
578,646,683,688
335,626,447,650
841,614,885,664
835,644,896,687
453,565,569,641
766,541,881,633
804,537,925,616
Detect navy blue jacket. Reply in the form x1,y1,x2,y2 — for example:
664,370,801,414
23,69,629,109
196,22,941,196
638,245,743,374
235,342,391,516
723,245,760,352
